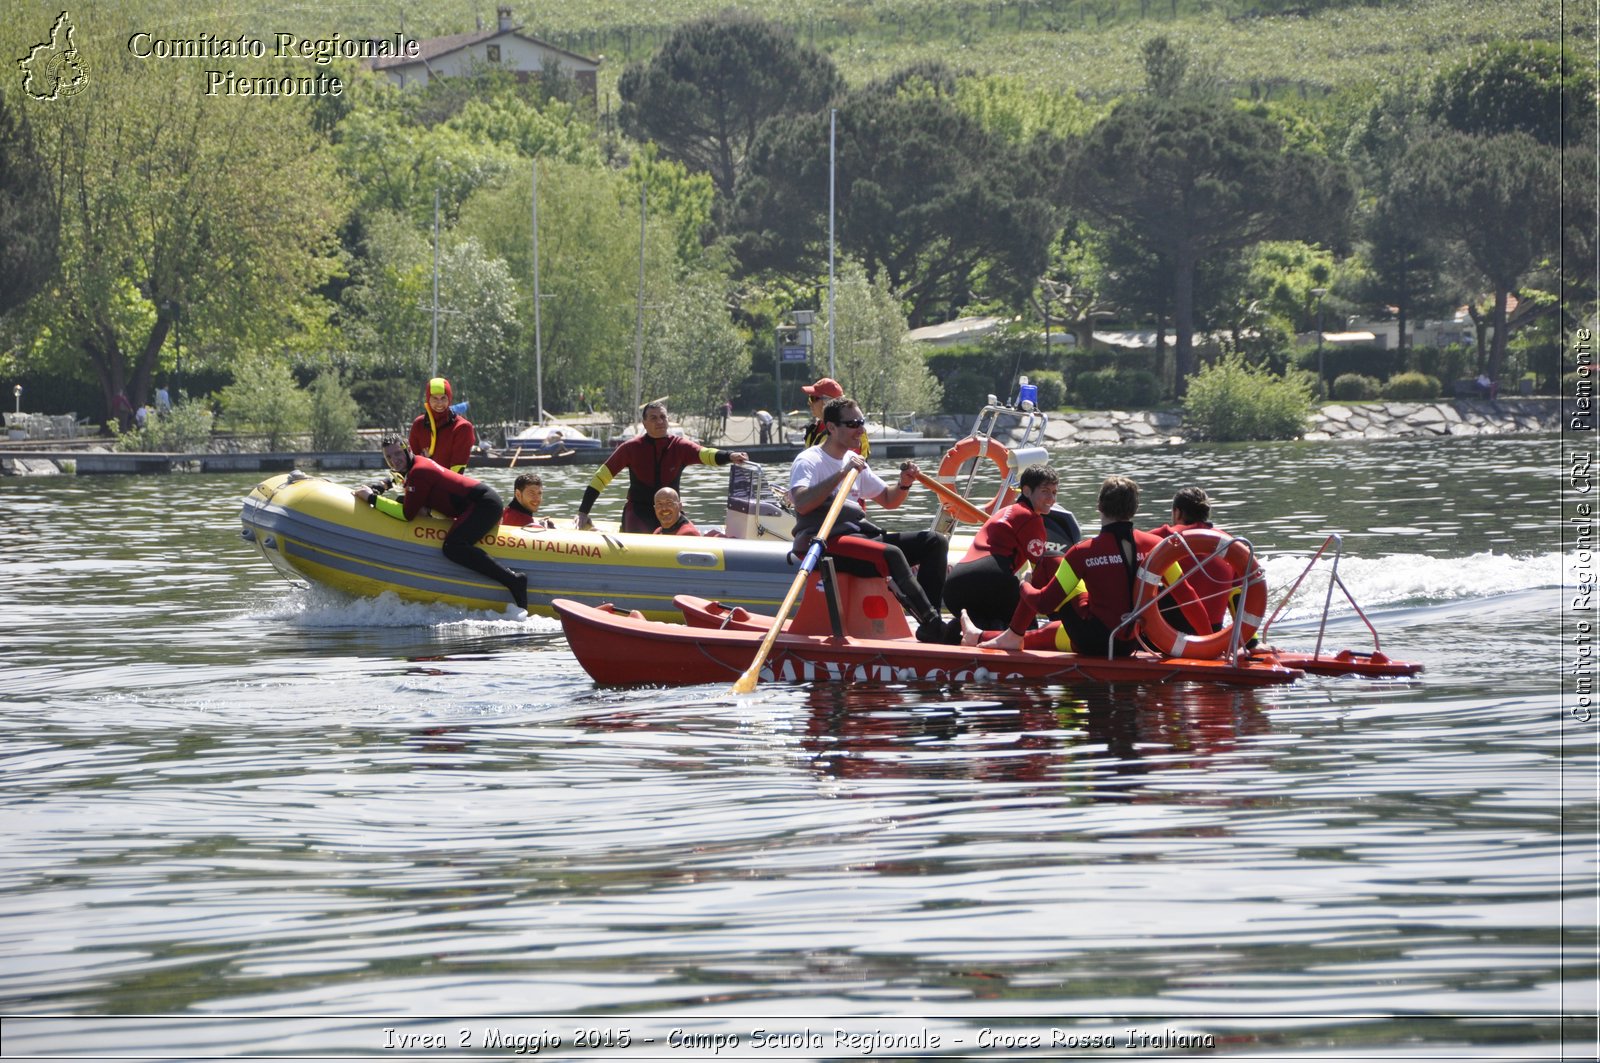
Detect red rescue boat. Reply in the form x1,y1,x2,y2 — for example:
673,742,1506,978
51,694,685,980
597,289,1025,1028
554,594,1307,688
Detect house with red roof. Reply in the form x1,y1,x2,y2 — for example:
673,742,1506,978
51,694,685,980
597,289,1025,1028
368,6,599,99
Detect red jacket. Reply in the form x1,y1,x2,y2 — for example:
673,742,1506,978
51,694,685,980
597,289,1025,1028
407,378,476,471
398,455,488,523
1011,522,1205,635
959,501,1046,572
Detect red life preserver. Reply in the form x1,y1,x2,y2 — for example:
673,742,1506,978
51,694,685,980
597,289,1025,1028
1134,528,1268,660
935,436,1015,523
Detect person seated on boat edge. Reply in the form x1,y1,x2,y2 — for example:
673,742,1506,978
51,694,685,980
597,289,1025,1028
789,396,949,644
651,487,700,536
407,377,477,473
929,462,1063,644
354,438,528,615
974,475,1208,657
501,472,552,530
800,376,869,457
1147,486,1238,634
575,401,749,534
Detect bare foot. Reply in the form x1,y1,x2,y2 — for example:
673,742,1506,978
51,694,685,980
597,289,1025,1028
980,628,1023,651
959,609,984,647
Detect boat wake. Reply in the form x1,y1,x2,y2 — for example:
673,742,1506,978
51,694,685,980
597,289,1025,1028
257,583,564,634
1260,548,1562,622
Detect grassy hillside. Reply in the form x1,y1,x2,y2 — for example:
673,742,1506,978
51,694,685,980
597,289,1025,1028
28,0,1577,105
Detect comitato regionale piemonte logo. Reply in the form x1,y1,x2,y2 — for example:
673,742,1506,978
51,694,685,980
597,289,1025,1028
19,11,90,101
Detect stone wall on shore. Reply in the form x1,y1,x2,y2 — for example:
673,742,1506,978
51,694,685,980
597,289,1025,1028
923,398,1561,448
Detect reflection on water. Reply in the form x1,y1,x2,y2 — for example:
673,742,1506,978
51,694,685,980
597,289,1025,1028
0,434,1588,1055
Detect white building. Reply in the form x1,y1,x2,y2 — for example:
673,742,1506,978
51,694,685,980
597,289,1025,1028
369,7,599,99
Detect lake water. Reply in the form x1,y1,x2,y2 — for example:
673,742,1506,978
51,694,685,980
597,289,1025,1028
1,432,1593,1059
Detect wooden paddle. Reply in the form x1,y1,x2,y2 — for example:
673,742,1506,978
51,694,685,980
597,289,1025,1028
731,466,860,694
910,468,992,525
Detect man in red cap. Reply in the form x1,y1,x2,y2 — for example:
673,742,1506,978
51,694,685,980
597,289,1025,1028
801,377,868,456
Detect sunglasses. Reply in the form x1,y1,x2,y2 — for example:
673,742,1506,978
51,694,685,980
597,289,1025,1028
833,418,866,429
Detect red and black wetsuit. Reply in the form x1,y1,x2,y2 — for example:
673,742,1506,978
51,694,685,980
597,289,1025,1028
1002,522,1205,657
936,501,1048,641
379,455,524,609
500,499,547,529
653,517,701,536
578,434,732,533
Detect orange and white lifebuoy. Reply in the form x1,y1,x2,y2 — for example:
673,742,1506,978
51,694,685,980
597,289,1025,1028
1134,528,1268,660
935,436,1015,523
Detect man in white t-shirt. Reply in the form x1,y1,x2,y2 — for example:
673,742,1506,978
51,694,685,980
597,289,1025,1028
789,396,948,642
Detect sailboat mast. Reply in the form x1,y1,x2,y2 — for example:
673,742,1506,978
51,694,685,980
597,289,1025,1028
531,161,544,427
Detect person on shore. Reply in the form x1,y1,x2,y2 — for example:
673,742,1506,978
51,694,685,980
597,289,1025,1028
501,472,551,530
755,409,774,445
800,376,868,456
576,401,748,533
354,438,527,614
1147,486,1238,633
651,487,700,536
155,384,172,415
970,475,1205,656
933,462,1062,643
789,396,948,643
408,377,476,473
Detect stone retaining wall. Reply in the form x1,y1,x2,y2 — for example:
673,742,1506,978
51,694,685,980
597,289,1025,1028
925,398,1561,448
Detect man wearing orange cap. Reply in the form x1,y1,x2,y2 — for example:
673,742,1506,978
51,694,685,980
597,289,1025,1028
408,377,477,473
801,377,868,456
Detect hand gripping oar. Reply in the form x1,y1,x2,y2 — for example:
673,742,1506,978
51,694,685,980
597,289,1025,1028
731,466,861,694
910,468,991,525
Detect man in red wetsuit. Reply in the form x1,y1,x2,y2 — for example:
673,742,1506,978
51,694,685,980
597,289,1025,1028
575,401,748,533
933,462,1061,642
354,438,528,613
976,475,1206,656
407,377,477,472
500,472,551,530
651,487,701,536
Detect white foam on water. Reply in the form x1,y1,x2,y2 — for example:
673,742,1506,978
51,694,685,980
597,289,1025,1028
258,583,563,634
1260,548,1563,620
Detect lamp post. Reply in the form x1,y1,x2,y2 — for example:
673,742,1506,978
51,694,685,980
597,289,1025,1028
1311,287,1329,396
12,384,20,415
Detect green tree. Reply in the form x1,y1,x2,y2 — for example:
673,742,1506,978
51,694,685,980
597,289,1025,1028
617,13,844,206
219,357,311,450
735,63,1061,325
12,24,344,429
1425,41,1595,149
639,272,751,443
821,260,942,423
1413,130,1561,381
309,370,361,450
0,86,57,318
1068,94,1354,393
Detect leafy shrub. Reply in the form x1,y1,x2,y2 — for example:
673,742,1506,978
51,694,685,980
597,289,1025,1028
112,394,215,453
218,357,311,450
1331,373,1381,401
1073,368,1162,408
309,371,361,451
940,368,997,413
1381,372,1442,400
1182,354,1313,442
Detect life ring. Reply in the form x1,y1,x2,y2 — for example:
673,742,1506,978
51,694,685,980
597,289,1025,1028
935,436,1015,523
1134,528,1268,660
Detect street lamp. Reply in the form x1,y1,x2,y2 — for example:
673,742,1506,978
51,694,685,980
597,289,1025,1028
12,384,20,416
1311,288,1329,396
